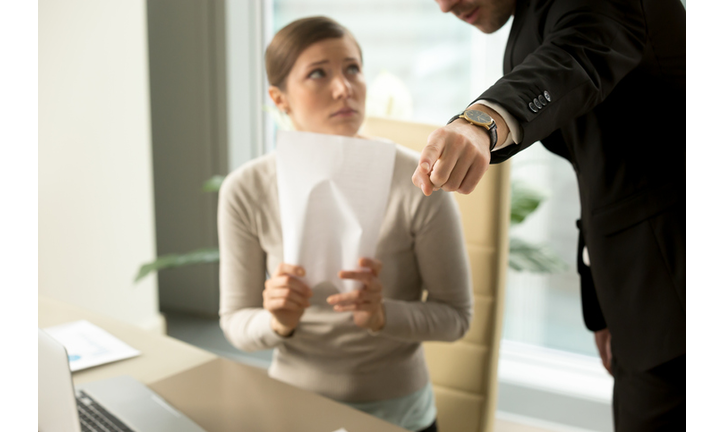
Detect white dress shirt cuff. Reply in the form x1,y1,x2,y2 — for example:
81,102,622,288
469,99,522,150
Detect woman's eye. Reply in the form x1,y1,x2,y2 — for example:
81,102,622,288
346,64,360,74
308,69,325,79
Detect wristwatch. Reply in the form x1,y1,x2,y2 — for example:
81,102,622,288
448,109,498,152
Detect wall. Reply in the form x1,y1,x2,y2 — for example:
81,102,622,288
39,0,164,332
146,0,230,316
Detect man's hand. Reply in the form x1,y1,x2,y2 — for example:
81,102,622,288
411,119,491,196
411,103,508,196
327,258,385,331
594,328,613,375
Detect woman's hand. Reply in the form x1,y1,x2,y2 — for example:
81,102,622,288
327,258,385,331
263,263,312,336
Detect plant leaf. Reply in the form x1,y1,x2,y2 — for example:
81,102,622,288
202,175,226,192
508,237,568,273
134,248,220,283
510,180,547,226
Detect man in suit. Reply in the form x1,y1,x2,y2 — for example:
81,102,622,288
411,0,685,430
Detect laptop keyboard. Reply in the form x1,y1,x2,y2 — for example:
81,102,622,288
76,391,135,432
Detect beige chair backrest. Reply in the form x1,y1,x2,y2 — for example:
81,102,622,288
361,116,510,432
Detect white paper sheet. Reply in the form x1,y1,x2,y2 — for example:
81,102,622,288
276,130,396,293
43,320,141,372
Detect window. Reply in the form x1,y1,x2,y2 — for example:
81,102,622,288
269,0,474,125
267,0,596,358
505,146,597,357
262,1,612,429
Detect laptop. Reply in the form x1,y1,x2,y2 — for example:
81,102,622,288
38,328,206,432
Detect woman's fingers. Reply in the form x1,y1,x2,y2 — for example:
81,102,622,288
338,268,382,289
327,290,362,306
264,287,310,308
327,289,382,307
358,257,383,276
264,295,308,311
328,259,384,311
331,260,383,306
263,263,312,313
338,269,375,285
332,302,380,312
265,273,312,297
273,262,306,278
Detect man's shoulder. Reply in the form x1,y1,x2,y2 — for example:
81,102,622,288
527,0,643,25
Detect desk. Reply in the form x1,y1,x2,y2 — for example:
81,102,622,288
39,296,217,386
39,296,407,432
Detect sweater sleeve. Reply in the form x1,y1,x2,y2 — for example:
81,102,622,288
217,169,287,352
376,190,473,342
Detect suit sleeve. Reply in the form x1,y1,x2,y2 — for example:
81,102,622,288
482,0,647,164
577,220,606,332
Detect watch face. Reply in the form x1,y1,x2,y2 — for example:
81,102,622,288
465,110,493,126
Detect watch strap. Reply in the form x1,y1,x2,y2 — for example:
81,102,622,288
447,111,498,152
487,123,498,152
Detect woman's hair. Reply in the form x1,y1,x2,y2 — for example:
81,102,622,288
265,16,362,90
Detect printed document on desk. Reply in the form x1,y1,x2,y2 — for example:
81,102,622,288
276,130,396,293
43,319,141,371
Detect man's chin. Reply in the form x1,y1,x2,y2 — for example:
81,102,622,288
471,12,513,34
475,22,504,34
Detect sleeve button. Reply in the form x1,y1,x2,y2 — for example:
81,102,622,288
528,102,538,113
537,95,547,106
534,98,542,109
544,90,551,102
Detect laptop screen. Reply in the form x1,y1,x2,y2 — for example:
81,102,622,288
38,328,82,432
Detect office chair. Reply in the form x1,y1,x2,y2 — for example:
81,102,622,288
361,116,511,432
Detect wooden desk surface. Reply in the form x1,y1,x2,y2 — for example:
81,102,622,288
39,296,407,432
38,295,217,385
149,357,408,432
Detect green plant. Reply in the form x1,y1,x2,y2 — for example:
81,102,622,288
507,180,568,273
135,175,566,283
133,176,224,283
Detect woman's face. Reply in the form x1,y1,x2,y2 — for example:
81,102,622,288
269,35,366,137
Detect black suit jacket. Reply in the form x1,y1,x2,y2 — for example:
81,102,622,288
480,0,685,371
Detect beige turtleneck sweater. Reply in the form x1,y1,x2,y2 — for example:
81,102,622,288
218,143,472,403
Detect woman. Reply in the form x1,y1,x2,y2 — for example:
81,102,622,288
218,16,472,432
